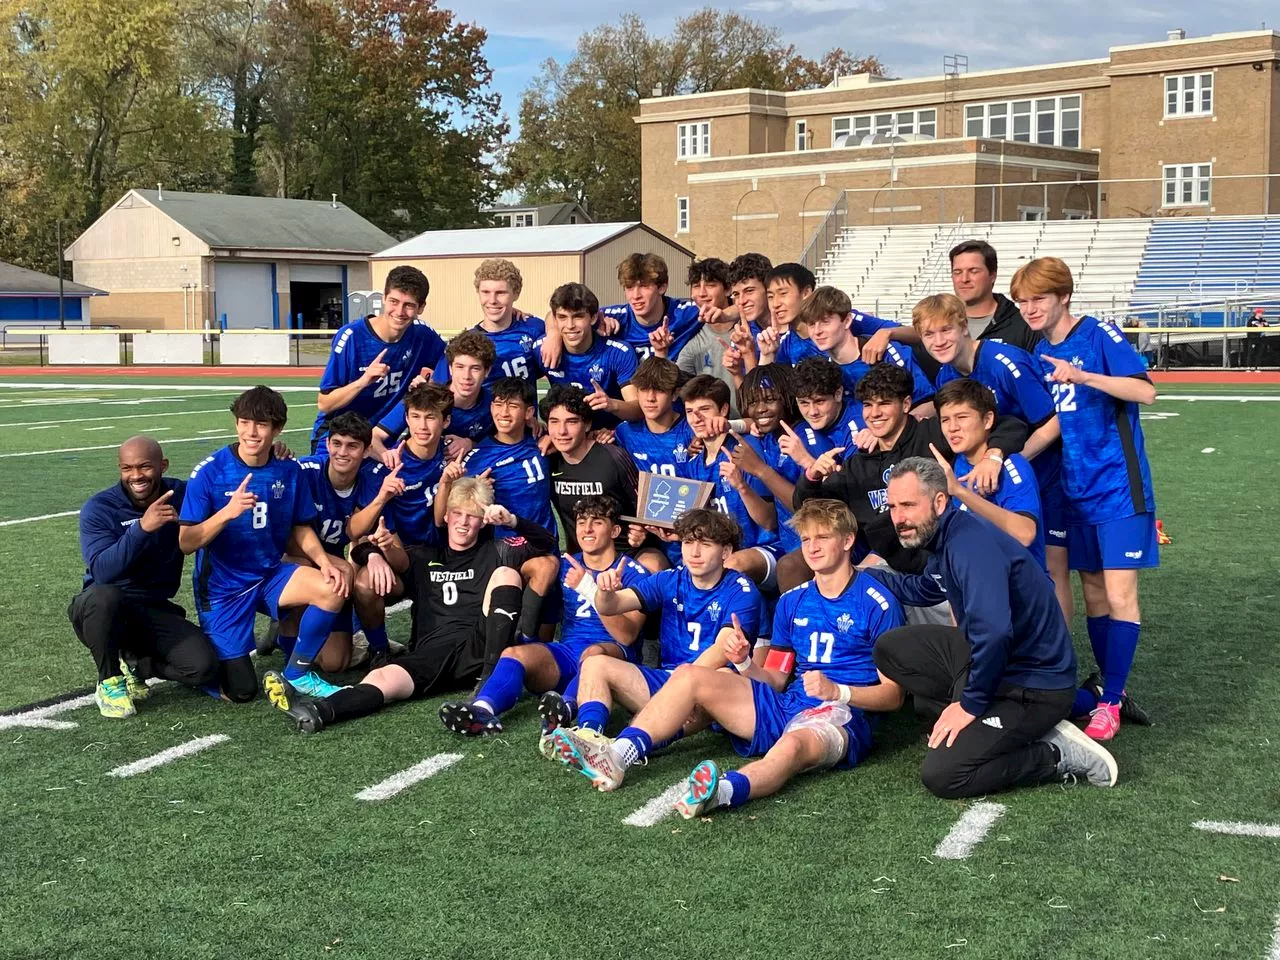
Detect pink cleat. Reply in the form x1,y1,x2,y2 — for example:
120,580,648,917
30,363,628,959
1083,702,1121,742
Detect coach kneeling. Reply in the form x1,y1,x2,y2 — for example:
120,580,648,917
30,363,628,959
69,436,216,718
867,457,1117,798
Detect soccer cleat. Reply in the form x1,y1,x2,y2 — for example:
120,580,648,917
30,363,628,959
1083,702,1121,742
285,671,347,699
674,759,721,820
1042,719,1118,787
118,658,149,701
1082,671,1153,726
256,619,280,657
550,727,626,792
1155,519,1172,545
95,676,135,719
262,670,325,734
439,701,503,737
537,733,559,762
538,691,574,736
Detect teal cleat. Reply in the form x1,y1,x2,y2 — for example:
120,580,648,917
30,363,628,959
674,759,721,820
284,670,347,699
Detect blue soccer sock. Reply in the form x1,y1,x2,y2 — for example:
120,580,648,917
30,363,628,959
652,728,685,752
1086,615,1109,673
612,727,654,770
473,658,526,717
722,770,752,809
276,633,297,658
1102,619,1140,705
363,625,389,654
562,673,581,706
284,605,339,680
1071,686,1099,718
577,700,610,733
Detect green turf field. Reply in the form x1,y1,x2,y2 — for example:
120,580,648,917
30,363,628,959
2,375,1279,960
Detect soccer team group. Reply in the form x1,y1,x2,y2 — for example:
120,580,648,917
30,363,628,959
71,241,1162,818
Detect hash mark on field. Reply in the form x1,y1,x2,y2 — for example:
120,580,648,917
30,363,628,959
1194,820,1280,839
355,753,463,801
623,781,687,827
0,510,81,528
27,425,59,430
83,426,115,431
106,734,230,778
933,802,1007,860
0,692,95,730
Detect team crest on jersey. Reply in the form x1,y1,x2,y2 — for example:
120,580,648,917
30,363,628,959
881,467,892,484
588,363,606,382
707,600,722,619
836,612,854,633
672,442,689,463
1071,356,1085,368
271,480,285,500
402,348,412,362
519,334,532,349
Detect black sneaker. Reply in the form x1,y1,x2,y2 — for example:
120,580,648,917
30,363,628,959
262,670,325,734
538,691,574,735
256,619,280,657
439,701,502,737
1082,671,1153,726
1042,720,1118,787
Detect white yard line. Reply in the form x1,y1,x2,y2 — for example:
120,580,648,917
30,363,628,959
1160,394,1280,401
0,510,80,528
933,802,1007,860
622,781,688,827
1193,820,1280,839
354,753,463,801
0,381,316,393
83,426,116,431
0,692,96,730
106,734,230,778
0,426,308,459
4,408,229,428
26,425,59,430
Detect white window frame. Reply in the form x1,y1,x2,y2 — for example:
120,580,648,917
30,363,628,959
832,108,935,145
676,196,690,233
795,119,809,151
1017,205,1047,221
513,212,535,227
677,121,711,159
965,95,1080,148
1162,163,1212,208
1164,72,1213,118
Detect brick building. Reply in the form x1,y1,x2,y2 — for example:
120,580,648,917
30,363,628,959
637,28,1280,264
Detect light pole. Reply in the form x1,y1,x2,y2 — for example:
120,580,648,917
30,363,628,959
56,219,65,330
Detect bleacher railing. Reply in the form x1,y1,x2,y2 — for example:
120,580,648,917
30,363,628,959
800,191,849,275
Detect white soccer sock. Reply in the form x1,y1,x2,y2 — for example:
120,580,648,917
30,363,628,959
613,738,640,770
474,699,495,714
714,778,734,809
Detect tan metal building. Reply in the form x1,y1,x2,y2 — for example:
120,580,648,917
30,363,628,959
67,189,395,330
637,28,1280,263
370,222,694,336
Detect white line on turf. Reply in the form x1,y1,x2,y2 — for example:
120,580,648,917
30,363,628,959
0,693,95,730
622,781,688,827
106,734,230,778
933,802,1007,860
0,426,308,459
0,381,316,393
26,425,59,430
355,753,463,801
83,426,115,431
1160,394,1280,402
1193,820,1280,838
0,510,80,527
5,408,229,428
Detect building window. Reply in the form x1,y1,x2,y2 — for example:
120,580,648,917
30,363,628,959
1163,163,1212,207
677,196,689,233
833,108,935,145
513,212,535,227
795,119,808,151
677,121,711,158
568,215,577,224
1018,206,1047,221
964,95,1081,147
1165,73,1213,117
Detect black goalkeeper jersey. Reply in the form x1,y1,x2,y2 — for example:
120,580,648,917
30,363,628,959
549,441,638,553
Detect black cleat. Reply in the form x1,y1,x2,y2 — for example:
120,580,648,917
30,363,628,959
1082,671,1153,726
538,691,574,735
439,701,503,737
256,618,280,657
263,669,325,734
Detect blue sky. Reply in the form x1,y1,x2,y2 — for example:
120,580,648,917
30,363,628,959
454,0,1276,135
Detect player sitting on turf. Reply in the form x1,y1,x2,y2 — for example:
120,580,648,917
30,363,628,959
371,330,496,465
1014,257,1158,741
264,478,556,732
914,292,1069,615
287,411,399,671
178,387,351,702
70,436,218,718
869,457,1119,796
550,499,907,801
310,265,443,452
460,376,561,648
438,495,648,737
539,509,763,749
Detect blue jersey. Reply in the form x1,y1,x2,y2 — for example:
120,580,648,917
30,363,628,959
677,441,777,550
1035,316,1155,524
384,442,447,547
434,312,546,386
297,454,386,557
602,296,702,362
311,318,446,446
772,572,906,697
378,387,494,446
180,446,316,598
953,453,1046,570
775,330,822,366
559,553,650,659
462,435,556,539
935,341,1062,502
630,566,763,669
531,333,638,428
615,417,696,478
829,344,934,407
746,426,832,553
821,399,868,448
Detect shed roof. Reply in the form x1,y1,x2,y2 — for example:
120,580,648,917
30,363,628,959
0,260,105,297
373,222,685,259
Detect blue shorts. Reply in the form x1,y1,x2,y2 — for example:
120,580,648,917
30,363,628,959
730,681,873,771
198,564,299,660
1067,513,1160,572
1040,479,1068,549
638,665,673,697
545,640,637,693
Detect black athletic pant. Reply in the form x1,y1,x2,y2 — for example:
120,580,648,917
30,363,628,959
873,624,1073,799
67,584,217,688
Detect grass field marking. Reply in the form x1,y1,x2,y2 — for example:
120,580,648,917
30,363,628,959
933,801,1007,860
106,734,231,778
1160,394,1280,401
622,780,688,827
354,752,464,801
83,426,116,431
5,408,231,428
0,692,95,730
0,510,80,528
1193,820,1280,839
0,381,317,393
0,426,309,459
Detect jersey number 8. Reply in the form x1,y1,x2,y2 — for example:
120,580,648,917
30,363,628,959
252,502,268,529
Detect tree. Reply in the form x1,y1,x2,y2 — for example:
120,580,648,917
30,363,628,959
502,9,884,221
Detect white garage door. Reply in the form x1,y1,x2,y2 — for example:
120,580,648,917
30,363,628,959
215,262,274,329
290,263,343,283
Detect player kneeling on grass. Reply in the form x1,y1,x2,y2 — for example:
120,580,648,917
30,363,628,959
539,509,762,751
438,495,648,737
551,500,908,810
264,478,556,732
178,387,351,702
71,436,218,718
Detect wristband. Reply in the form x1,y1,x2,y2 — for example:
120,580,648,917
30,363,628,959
732,655,752,673
984,452,1004,464
835,683,853,705
577,575,598,603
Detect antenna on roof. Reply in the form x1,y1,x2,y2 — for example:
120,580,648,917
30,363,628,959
331,193,338,209
156,183,163,201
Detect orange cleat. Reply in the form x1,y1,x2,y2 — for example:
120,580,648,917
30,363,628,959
1155,519,1172,545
